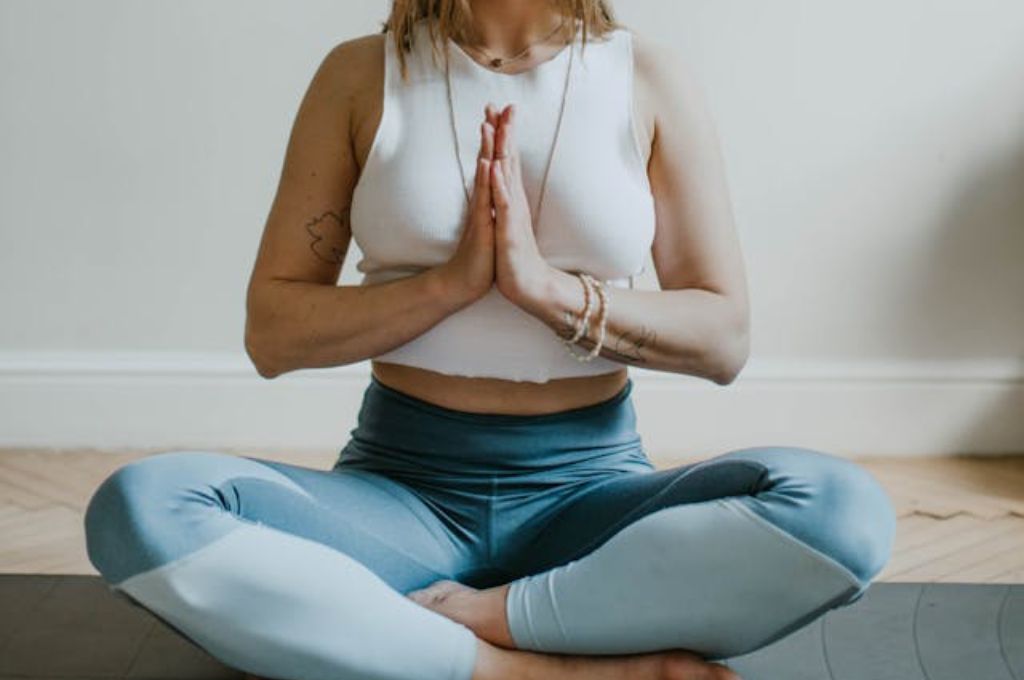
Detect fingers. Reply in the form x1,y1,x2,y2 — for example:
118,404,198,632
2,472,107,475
484,102,500,130
480,111,495,160
472,117,494,220
502,104,519,180
476,101,520,223
493,107,508,165
491,153,510,212
492,104,519,181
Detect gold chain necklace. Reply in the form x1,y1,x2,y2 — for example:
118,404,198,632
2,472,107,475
444,26,576,232
454,18,569,71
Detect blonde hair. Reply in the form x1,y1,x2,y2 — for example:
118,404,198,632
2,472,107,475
379,0,622,83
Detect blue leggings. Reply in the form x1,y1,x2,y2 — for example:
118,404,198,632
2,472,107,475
83,375,896,680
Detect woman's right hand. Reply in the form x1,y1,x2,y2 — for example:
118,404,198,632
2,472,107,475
437,105,498,307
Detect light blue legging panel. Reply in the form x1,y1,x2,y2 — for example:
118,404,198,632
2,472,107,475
83,375,897,680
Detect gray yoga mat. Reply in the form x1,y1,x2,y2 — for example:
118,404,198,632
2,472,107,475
0,575,1021,679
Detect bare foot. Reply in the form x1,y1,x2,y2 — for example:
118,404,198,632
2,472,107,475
408,581,741,679
242,635,739,680
407,579,515,648
474,637,741,680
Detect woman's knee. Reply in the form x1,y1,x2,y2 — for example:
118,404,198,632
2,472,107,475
83,450,253,586
823,452,896,585
728,445,897,587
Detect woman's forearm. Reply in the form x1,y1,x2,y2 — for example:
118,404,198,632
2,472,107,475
525,267,749,384
245,267,469,379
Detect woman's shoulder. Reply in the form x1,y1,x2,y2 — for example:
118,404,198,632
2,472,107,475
628,29,712,148
312,32,388,119
319,31,388,92
628,29,693,96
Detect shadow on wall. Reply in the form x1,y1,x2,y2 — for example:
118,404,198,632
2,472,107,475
910,141,1024,455
790,55,1024,455
903,143,1024,359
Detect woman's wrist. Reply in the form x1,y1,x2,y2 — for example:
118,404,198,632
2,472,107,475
428,265,482,312
520,266,589,339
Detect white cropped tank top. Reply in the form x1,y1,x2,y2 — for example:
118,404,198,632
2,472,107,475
349,18,656,383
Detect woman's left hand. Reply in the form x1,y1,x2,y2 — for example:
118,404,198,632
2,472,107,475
489,103,557,314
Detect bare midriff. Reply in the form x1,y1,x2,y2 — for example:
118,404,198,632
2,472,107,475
371,360,629,416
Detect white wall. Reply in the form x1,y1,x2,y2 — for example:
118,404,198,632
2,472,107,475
1,0,1022,458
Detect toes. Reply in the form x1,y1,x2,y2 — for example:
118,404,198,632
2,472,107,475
405,586,437,605
407,579,469,606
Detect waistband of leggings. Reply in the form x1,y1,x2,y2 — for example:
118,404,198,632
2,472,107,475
366,372,635,426
336,374,646,475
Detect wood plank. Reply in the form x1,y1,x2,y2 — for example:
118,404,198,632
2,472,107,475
942,536,1024,582
886,517,1024,581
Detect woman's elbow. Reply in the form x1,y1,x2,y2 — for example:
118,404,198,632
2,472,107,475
711,311,750,386
244,320,283,380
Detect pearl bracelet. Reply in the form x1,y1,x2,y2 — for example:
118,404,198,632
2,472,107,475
561,271,593,344
583,273,609,360
560,272,609,362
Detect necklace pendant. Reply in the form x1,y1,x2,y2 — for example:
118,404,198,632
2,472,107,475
490,57,503,68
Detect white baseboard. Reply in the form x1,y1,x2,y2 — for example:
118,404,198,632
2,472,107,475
1,352,1022,460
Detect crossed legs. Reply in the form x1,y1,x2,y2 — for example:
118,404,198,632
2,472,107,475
83,450,481,680
83,445,896,679
413,445,896,663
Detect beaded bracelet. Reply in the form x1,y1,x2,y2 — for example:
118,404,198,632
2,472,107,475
561,272,610,362
582,273,609,360
561,271,593,345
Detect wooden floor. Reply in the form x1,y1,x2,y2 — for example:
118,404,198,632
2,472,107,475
1,449,1023,583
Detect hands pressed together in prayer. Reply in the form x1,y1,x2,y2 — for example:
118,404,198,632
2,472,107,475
440,102,558,316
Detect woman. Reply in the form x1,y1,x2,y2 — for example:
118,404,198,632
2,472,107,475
83,1,897,679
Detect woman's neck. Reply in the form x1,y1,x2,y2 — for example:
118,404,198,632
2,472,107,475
459,0,570,54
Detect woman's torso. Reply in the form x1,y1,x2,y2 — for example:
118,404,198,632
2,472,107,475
346,21,656,415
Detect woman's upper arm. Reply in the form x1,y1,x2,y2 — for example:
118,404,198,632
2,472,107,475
247,35,379,296
634,33,750,328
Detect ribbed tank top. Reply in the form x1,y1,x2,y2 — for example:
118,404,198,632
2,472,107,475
349,18,656,383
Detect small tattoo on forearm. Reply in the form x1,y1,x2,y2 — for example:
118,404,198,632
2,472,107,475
305,208,351,264
556,311,655,365
611,325,656,363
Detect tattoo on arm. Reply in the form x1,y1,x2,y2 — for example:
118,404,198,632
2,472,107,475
305,208,351,264
556,311,656,364
610,326,656,363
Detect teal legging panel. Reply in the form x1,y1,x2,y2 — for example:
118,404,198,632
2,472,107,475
83,375,897,680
